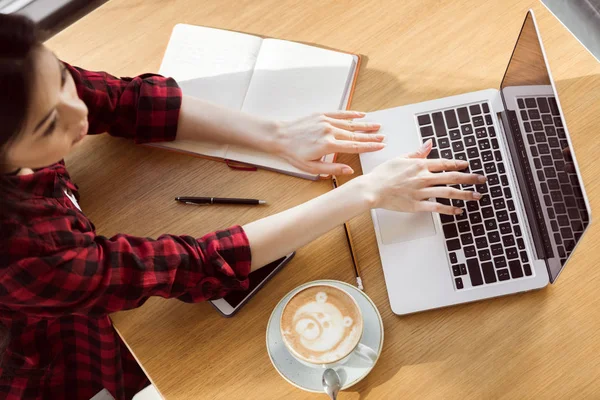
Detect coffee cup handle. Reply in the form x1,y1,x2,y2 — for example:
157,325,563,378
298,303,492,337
353,343,378,364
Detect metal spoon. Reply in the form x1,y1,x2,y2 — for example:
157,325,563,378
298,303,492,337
322,368,341,400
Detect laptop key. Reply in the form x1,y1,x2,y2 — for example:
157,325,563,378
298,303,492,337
481,262,497,283
475,236,488,249
511,212,518,224
440,213,454,223
467,147,479,159
460,264,467,275
452,265,461,276
502,235,515,247
520,110,529,121
469,104,482,115
446,239,461,251
428,149,439,159
497,210,509,222
488,231,501,243
523,263,532,276
497,268,510,281
532,121,543,131
473,116,484,127
464,135,476,147
455,277,464,289
484,162,496,173
467,259,484,286
479,139,491,150
482,103,490,113
475,127,487,138
461,233,474,245
433,112,447,137
517,98,525,109
488,126,496,137
472,224,485,237
420,126,434,137
441,149,452,159
525,98,537,108
487,174,499,185
485,115,493,125
499,223,512,235
450,252,458,264
491,243,503,256
454,152,467,162
457,107,469,123
528,109,540,120
494,256,507,268
506,247,519,260
484,219,497,231
509,259,524,278
537,97,549,113
443,223,459,238
444,110,459,129
462,125,474,135
548,97,559,115
449,129,461,141
481,150,493,162
464,245,476,258
457,220,470,233
507,199,515,211
520,251,528,263
478,249,491,261
418,114,431,125
554,116,563,127
481,206,494,219
542,114,553,125
439,138,450,149
466,201,479,212
524,122,531,132
452,141,464,152
470,212,483,225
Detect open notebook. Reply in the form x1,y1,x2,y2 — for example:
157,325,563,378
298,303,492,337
148,24,361,180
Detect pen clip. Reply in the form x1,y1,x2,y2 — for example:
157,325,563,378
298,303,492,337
184,201,209,206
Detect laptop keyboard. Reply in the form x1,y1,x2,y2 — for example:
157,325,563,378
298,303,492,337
516,96,588,265
417,102,532,290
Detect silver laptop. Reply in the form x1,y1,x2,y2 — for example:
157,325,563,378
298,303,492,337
359,10,591,315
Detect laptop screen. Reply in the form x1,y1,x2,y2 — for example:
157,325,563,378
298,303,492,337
499,11,590,282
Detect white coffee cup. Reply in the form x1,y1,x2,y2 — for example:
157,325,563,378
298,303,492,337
279,283,378,369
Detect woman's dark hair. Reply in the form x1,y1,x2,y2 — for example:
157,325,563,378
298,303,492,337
0,14,41,163
0,13,41,364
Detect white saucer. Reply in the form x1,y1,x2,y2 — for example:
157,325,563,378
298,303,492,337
266,280,384,393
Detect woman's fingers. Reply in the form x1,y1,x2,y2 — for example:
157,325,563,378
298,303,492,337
333,127,385,143
424,158,470,172
329,139,386,154
406,140,433,159
327,118,381,132
426,171,486,186
418,186,482,201
299,160,354,176
323,110,366,120
416,200,464,216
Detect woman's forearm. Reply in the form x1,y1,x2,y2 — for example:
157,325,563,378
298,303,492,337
176,95,282,154
243,177,375,271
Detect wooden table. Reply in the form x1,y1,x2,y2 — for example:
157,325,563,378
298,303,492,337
47,0,600,398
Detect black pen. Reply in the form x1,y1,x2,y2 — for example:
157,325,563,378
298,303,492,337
175,197,267,205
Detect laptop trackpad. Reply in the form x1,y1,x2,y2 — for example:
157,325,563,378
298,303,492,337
375,209,437,245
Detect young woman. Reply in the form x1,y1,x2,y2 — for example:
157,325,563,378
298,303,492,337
0,14,485,400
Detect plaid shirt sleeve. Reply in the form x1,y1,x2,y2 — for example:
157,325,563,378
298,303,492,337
0,220,251,317
66,63,182,143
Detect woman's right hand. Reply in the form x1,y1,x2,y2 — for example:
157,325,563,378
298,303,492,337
358,139,487,215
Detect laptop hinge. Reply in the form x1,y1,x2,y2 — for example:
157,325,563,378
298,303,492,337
497,110,548,261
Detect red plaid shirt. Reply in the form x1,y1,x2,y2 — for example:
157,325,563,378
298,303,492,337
0,65,252,399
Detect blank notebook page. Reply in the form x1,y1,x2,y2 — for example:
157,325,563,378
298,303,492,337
241,38,355,120
157,25,263,158
226,39,355,173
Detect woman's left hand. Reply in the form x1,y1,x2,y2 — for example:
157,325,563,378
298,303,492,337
273,110,385,175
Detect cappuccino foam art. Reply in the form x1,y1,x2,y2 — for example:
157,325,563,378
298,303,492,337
280,285,363,364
